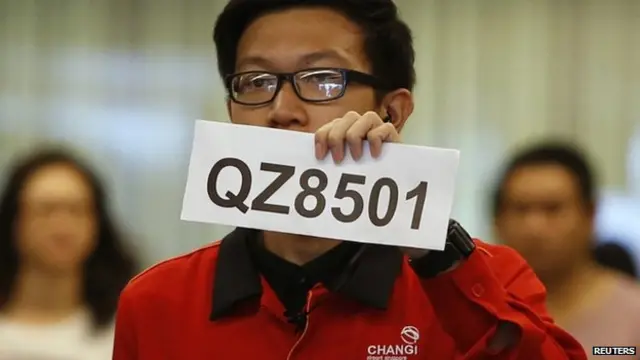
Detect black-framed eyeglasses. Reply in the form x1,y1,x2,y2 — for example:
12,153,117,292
225,67,385,106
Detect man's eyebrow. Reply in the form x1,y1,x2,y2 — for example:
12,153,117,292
297,50,351,66
235,50,352,72
235,56,275,71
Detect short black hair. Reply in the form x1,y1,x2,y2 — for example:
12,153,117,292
491,141,597,217
0,148,138,331
213,0,416,95
593,242,637,278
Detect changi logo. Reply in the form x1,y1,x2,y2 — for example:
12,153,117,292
400,326,420,345
366,325,420,360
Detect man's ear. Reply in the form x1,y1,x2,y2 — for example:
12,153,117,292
226,99,232,121
379,89,414,132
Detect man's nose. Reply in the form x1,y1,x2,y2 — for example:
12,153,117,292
267,82,308,129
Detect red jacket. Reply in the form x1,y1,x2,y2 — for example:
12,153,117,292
113,229,587,360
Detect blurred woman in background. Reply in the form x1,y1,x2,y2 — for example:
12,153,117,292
0,148,137,360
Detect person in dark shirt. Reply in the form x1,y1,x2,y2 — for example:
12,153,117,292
112,1,586,359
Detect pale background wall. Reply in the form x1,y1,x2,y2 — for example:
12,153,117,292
0,0,638,266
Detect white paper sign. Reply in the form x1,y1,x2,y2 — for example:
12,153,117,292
181,120,460,250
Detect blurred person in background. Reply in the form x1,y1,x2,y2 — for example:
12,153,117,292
594,241,638,279
0,148,138,360
492,141,640,357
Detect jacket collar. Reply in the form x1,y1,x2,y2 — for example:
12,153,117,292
210,228,403,320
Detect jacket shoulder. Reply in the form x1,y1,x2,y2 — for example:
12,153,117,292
473,239,538,286
123,241,222,297
474,239,525,262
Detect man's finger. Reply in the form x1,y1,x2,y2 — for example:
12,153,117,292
345,111,382,160
366,122,400,158
314,120,337,160
325,111,360,162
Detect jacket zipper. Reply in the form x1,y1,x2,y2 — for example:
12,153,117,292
285,292,313,360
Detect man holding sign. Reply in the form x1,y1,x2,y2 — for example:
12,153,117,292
113,1,586,359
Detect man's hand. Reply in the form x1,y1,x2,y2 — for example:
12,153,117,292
314,111,400,162
314,111,430,259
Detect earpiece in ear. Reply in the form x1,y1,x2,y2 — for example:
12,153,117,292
383,114,392,123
